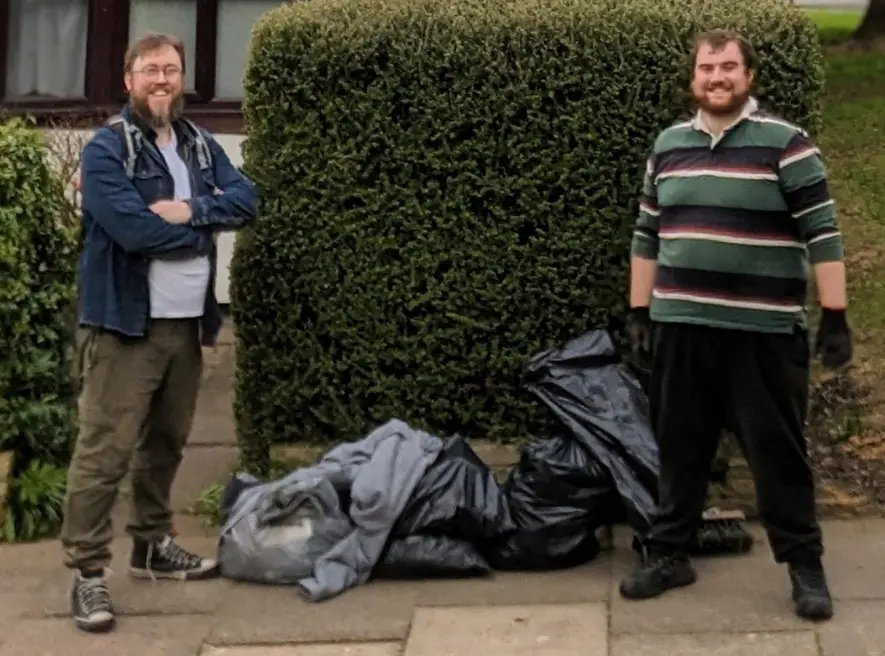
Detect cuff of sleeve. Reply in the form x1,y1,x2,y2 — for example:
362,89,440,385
631,234,659,260
187,196,209,227
808,235,844,264
195,230,214,256
297,578,320,601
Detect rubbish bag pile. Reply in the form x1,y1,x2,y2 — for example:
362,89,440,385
487,433,618,571
217,328,752,602
374,434,515,579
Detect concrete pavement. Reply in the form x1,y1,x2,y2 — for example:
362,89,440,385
10,322,881,654
1,519,884,655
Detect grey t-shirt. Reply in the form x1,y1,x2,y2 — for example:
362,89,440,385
148,132,211,318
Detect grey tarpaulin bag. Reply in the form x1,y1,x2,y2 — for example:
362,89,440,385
217,473,354,584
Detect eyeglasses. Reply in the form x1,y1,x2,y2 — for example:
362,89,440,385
133,65,182,80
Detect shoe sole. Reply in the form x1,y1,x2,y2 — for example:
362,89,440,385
75,616,116,633
129,564,220,581
794,601,834,622
619,570,698,600
796,609,834,622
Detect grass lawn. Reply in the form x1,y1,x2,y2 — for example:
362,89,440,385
806,8,865,44
803,8,885,511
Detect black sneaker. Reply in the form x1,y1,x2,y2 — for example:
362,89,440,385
619,551,697,600
71,570,115,633
130,535,219,581
789,558,834,621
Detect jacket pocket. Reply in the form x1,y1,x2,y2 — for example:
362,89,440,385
133,170,168,203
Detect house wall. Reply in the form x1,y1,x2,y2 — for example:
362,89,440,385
50,129,246,304
209,133,246,305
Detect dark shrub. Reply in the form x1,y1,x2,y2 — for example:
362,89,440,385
231,0,825,472
0,118,78,540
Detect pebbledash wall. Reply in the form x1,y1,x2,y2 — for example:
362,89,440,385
204,132,245,305
50,128,246,305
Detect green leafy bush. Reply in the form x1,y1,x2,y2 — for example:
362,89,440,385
3,460,68,542
0,118,78,540
231,0,825,472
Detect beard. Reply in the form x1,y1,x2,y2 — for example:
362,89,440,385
693,84,751,117
131,88,185,129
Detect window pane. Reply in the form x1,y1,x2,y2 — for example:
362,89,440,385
5,0,88,98
216,1,286,99
129,0,197,91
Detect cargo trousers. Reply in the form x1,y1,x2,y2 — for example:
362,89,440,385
61,318,202,571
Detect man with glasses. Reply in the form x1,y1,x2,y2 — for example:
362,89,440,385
62,32,258,633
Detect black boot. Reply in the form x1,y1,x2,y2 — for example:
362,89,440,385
789,557,833,621
619,551,697,600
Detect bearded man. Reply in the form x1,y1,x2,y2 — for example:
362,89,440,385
61,32,257,633
619,29,852,622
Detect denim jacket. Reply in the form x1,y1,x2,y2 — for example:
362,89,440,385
77,104,258,346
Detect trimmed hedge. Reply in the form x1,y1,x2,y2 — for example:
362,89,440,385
0,118,78,540
232,0,825,472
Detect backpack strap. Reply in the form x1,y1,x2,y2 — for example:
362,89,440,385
179,118,213,173
106,114,212,178
106,114,143,180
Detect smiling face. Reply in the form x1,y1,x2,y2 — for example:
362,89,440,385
124,43,185,129
690,39,754,117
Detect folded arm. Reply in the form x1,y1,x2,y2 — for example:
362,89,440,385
80,133,210,258
187,133,258,230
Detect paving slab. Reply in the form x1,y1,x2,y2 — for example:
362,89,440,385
0,615,214,656
0,539,60,594
820,518,885,600
609,532,810,634
404,603,607,656
201,343,232,381
0,593,37,647
611,631,819,656
819,600,885,656
208,580,419,645
609,518,885,636
202,644,402,656
188,410,238,447
24,538,226,619
416,557,612,607
690,518,885,599
189,349,237,448
34,574,230,620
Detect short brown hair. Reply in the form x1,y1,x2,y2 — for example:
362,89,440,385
124,32,187,74
691,29,758,71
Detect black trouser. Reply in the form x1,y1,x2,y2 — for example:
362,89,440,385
645,322,822,564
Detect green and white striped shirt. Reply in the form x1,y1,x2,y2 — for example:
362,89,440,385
631,97,843,334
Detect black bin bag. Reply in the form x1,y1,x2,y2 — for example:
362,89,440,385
487,434,619,570
377,435,515,579
522,329,660,540
373,535,491,579
392,435,516,544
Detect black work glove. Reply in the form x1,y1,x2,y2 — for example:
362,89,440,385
815,308,853,370
626,306,652,361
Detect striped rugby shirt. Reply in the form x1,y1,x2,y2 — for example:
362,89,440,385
631,96,844,334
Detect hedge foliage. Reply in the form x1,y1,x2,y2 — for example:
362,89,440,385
232,0,825,471
0,118,78,540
